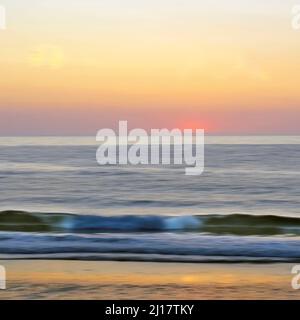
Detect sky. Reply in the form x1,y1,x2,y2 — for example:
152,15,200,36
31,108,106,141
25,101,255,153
0,0,300,135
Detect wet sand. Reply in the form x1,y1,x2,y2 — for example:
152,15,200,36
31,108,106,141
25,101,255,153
0,260,299,299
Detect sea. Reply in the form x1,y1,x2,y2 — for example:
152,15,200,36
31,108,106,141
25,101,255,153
0,136,299,262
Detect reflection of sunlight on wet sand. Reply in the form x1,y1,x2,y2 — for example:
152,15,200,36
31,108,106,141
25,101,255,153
180,273,281,285
1,261,299,299
4,261,293,286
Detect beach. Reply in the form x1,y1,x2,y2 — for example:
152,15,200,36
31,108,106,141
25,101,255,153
0,260,299,300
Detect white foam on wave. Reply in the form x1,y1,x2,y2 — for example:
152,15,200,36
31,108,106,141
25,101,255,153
164,216,201,230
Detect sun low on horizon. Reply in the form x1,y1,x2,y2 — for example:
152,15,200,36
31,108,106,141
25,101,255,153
0,0,300,135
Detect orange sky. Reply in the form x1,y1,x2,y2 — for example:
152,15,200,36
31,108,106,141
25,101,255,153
0,0,300,135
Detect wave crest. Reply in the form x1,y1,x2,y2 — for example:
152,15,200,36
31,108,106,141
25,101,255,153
1,210,300,236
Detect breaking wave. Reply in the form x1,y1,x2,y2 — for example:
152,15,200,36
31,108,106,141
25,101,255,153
1,210,300,236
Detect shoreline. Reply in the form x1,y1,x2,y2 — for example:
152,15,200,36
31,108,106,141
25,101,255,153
0,260,299,299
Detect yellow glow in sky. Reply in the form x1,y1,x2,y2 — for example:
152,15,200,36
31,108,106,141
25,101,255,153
0,0,299,134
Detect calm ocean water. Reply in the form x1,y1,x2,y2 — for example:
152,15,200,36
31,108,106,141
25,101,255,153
0,136,300,262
